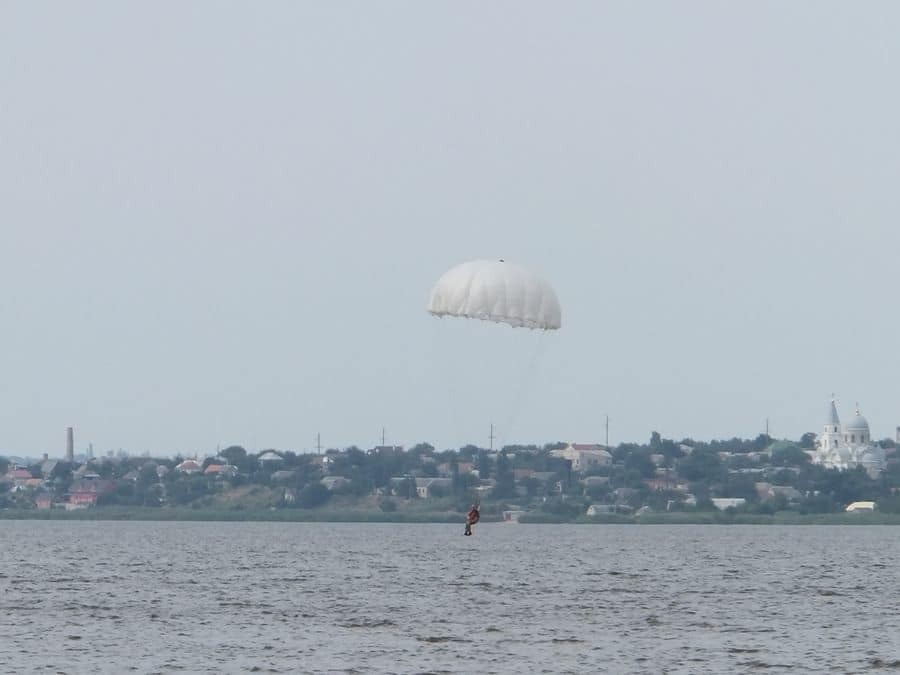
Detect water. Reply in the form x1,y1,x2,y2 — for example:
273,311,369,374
1,522,899,674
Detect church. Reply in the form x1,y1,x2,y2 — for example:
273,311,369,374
813,398,886,476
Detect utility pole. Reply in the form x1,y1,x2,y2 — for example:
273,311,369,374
382,427,386,447
605,416,609,447
316,433,322,455
489,423,495,451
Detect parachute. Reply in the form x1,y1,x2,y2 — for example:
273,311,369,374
426,260,561,330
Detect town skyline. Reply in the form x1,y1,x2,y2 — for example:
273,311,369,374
4,395,898,464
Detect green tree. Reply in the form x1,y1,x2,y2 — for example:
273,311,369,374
493,451,516,498
298,482,331,508
625,450,656,478
771,445,810,467
395,477,417,499
409,443,435,456
678,449,723,482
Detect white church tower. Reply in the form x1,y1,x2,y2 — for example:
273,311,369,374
820,397,842,453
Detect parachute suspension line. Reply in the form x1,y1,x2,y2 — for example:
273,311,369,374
497,330,552,448
431,318,461,452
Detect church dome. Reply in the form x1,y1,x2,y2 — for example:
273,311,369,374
845,410,869,432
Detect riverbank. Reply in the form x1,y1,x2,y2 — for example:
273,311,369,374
523,511,900,525
3,507,900,524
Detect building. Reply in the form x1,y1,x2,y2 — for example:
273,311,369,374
320,476,350,491
175,459,202,474
711,497,746,511
813,399,886,476
550,443,612,472
257,451,284,467
586,504,632,516
414,477,453,498
846,501,876,513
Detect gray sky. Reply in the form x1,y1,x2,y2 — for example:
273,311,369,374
2,2,900,456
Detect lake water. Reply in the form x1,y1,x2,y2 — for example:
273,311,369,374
1,522,899,674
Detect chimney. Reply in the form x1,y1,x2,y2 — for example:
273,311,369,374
42,453,49,462
66,427,74,462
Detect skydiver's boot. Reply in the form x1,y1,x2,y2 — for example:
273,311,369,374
464,522,472,536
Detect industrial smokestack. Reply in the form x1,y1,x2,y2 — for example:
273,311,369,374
66,427,74,462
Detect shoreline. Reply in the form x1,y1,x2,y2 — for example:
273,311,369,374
3,508,900,525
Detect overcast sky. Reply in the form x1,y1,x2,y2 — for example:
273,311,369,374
2,2,899,457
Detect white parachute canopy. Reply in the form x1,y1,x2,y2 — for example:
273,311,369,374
427,260,561,330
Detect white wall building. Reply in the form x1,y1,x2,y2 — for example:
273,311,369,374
813,399,886,477
550,443,612,472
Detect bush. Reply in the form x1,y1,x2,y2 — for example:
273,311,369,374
298,483,331,508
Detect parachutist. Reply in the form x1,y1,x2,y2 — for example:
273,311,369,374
464,503,480,536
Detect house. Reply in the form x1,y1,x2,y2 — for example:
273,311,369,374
613,487,639,504
846,501,876,513
436,461,474,477
258,451,284,467
531,471,558,484
40,459,59,478
66,478,113,509
205,463,238,479
711,497,746,511
67,492,98,509
587,504,632,516
513,468,535,481
502,510,527,522
368,445,403,456
34,493,53,509
320,476,350,491
643,477,688,492
414,477,453,498
5,468,32,486
755,483,803,503
550,443,612,472
176,459,202,474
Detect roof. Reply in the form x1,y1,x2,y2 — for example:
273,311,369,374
414,477,453,488
258,451,283,462
828,399,841,426
369,445,403,454
845,409,869,431
572,444,608,453
531,472,557,482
